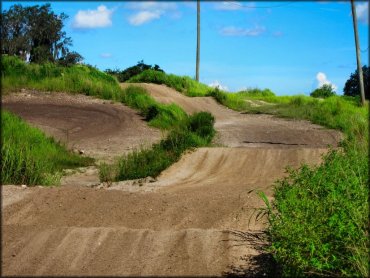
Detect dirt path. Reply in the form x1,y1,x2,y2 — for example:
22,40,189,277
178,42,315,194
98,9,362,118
2,90,162,163
2,86,342,276
122,83,342,148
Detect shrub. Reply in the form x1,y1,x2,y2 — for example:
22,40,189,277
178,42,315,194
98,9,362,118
310,84,336,98
105,60,164,82
266,146,368,277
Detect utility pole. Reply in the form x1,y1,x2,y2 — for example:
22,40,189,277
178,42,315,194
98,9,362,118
196,0,200,82
350,0,366,106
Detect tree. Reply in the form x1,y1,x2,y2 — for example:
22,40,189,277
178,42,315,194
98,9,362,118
310,84,336,98
344,65,369,100
1,4,79,64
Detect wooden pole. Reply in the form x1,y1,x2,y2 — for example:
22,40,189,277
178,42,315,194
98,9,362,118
350,0,366,105
196,0,200,81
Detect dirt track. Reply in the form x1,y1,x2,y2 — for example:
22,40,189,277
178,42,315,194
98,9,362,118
2,90,161,162
2,86,342,276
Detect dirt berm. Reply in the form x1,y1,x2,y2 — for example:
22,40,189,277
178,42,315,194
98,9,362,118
2,86,341,276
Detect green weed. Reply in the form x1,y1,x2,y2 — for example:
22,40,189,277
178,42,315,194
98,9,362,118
1,111,92,185
128,69,212,96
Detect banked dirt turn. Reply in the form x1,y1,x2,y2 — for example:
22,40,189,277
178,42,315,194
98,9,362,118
2,85,341,276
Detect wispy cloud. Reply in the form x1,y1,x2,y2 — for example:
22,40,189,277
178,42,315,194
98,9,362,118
356,2,368,24
272,31,284,37
126,1,179,26
100,53,112,59
73,5,114,29
220,26,265,37
214,1,244,11
316,72,337,91
128,11,161,26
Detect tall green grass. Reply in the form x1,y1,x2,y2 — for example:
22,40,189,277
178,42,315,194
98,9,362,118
263,146,368,277
1,111,93,185
2,55,122,100
99,111,215,182
250,95,369,276
128,69,212,96
119,85,187,129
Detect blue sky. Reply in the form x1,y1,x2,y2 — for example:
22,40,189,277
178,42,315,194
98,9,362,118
2,1,369,95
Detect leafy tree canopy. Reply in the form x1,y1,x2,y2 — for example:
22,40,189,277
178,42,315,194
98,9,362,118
105,60,164,82
343,65,369,99
310,84,336,98
1,4,81,64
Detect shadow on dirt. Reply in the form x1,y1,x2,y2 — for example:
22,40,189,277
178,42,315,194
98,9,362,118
222,230,281,278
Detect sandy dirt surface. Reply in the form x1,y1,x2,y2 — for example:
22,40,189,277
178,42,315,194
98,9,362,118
122,83,342,148
2,90,162,162
2,86,342,276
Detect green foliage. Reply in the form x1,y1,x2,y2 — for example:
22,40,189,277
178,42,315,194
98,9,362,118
100,111,215,181
238,87,276,97
310,84,336,98
128,69,212,96
343,65,369,99
105,60,164,82
1,111,92,185
1,4,79,63
267,147,368,277
119,85,188,129
2,56,121,100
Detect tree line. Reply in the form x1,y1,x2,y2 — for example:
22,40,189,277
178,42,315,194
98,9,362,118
1,4,82,65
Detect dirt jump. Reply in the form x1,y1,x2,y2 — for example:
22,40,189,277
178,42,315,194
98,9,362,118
2,85,341,276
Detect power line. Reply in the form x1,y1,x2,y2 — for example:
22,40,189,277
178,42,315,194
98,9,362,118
360,46,368,52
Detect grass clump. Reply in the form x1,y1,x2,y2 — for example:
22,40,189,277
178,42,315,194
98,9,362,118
128,69,212,96
99,111,215,181
264,146,368,277
119,85,188,129
250,94,369,276
2,55,122,100
1,111,92,185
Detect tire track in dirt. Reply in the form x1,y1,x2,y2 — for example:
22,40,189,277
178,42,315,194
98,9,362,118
2,86,341,276
2,91,162,162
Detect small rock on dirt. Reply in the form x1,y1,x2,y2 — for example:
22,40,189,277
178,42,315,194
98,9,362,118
21,184,27,189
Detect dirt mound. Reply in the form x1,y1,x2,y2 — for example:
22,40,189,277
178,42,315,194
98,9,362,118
3,147,327,276
2,86,342,276
2,90,161,162
122,83,342,148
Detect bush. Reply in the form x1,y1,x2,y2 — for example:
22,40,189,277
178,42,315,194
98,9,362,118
266,146,368,277
100,111,216,182
105,60,164,82
310,84,336,98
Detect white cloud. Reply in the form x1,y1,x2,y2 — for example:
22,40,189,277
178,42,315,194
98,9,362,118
126,2,179,26
208,80,229,91
316,72,337,91
73,5,113,29
128,11,161,26
220,26,266,37
272,31,284,37
356,2,368,24
100,53,112,58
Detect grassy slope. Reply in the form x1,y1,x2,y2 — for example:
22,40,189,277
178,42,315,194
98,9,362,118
2,111,92,185
2,56,216,183
129,69,369,277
